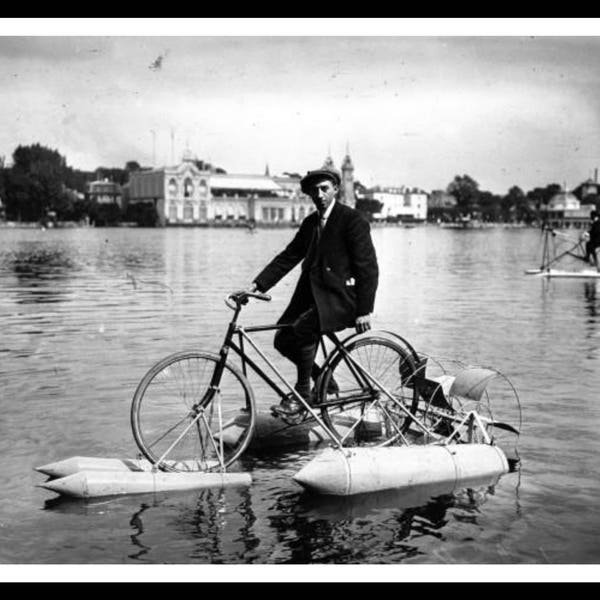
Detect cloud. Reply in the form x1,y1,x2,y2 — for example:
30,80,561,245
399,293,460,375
0,36,114,62
2,36,600,193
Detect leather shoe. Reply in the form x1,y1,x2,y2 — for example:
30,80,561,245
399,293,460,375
271,394,305,418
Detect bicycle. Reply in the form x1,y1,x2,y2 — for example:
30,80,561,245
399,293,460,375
131,291,514,473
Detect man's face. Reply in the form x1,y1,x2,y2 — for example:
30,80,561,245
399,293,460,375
308,178,337,214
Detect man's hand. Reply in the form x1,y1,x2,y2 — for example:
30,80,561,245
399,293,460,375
230,283,258,304
232,283,257,295
355,314,371,334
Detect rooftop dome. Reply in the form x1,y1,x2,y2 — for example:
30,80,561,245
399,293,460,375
548,191,580,211
182,148,196,163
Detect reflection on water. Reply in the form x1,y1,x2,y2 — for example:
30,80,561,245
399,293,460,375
1,241,77,304
5,242,76,278
583,280,600,319
40,475,503,564
128,503,153,561
583,281,600,360
296,475,501,521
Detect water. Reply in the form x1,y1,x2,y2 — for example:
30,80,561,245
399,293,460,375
1,225,600,568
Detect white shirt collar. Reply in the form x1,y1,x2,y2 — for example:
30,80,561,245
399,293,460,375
321,199,336,223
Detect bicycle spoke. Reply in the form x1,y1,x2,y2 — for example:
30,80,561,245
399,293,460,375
145,413,194,451
319,337,419,447
131,352,256,472
154,407,207,466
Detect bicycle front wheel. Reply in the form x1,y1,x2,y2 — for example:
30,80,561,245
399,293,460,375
318,336,419,447
131,351,256,472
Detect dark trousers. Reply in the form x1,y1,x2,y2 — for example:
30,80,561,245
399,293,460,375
274,305,321,398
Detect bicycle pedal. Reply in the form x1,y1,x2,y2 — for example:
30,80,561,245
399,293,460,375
282,413,308,426
272,409,308,425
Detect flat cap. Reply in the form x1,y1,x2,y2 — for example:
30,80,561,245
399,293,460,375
300,168,341,194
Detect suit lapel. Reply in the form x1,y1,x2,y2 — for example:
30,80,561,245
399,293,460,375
317,202,342,255
303,211,321,267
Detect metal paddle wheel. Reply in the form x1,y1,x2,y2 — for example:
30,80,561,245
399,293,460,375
409,353,522,470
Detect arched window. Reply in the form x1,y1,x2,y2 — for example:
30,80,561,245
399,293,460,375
168,178,178,198
184,178,194,198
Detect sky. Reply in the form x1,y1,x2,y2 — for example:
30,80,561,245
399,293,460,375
2,19,600,195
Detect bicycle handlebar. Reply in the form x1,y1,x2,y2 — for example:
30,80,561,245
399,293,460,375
225,290,272,310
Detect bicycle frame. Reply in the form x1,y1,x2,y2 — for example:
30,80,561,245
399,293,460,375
132,293,512,475
540,226,589,271
208,301,341,447
210,298,441,449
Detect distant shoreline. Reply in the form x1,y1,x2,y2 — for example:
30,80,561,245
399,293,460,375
0,220,537,230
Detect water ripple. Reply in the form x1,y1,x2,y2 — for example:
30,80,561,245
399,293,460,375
1,226,599,564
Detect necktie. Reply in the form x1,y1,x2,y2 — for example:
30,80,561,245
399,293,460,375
306,216,322,267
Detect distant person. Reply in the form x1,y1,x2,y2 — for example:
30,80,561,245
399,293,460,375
585,210,600,271
241,167,379,417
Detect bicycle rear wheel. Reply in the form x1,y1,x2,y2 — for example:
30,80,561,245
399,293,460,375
318,336,419,447
131,351,256,472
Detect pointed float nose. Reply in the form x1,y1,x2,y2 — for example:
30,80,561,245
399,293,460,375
37,472,86,497
38,469,253,499
293,447,350,495
35,458,80,479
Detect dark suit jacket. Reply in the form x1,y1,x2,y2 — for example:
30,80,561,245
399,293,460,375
253,202,379,332
590,218,600,247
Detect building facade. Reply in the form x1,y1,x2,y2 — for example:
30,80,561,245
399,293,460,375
368,186,428,222
127,152,316,226
541,189,595,228
127,150,360,226
86,179,123,208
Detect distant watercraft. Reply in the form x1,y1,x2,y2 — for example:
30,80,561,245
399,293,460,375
525,224,600,278
526,268,600,278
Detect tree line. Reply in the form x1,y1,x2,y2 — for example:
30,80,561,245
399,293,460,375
0,143,146,225
429,174,600,224
1,144,597,226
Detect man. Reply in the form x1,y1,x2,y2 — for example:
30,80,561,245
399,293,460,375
585,210,600,271
245,167,379,417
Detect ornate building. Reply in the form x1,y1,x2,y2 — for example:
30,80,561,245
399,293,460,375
127,151,314,226
541,186,595,228
127,149,359,226
127,151,209,225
